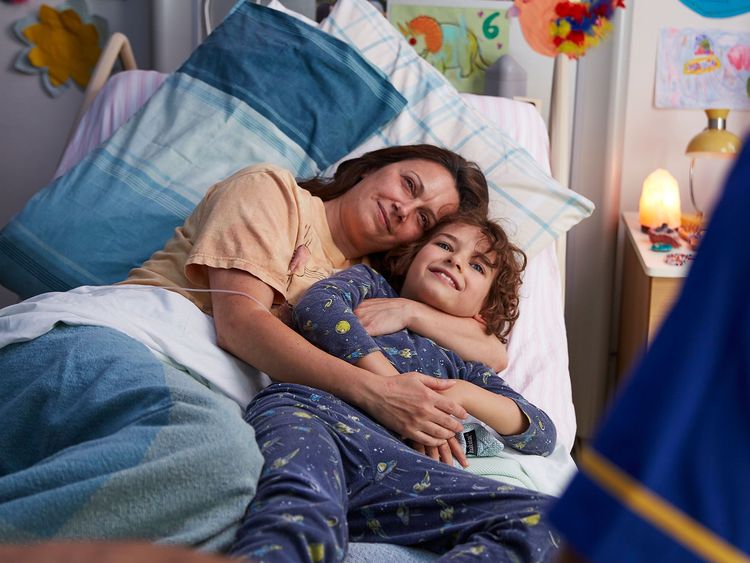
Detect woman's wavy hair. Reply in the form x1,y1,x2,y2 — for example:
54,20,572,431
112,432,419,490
299,144,489,215
382,212,527,343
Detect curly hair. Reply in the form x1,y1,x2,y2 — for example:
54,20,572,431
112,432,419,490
382,212,527,343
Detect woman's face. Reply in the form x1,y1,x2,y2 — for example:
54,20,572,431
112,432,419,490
337,159,459,255
400,223,497,318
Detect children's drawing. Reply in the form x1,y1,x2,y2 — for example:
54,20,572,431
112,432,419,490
655,28,750,109
398,15,491,78
388,1,511,94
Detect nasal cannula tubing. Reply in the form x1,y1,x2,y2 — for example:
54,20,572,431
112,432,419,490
117,285,272,313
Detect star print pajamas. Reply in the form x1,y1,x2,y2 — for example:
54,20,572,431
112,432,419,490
294,264,555,457
230,264,559,561
231,384,559,562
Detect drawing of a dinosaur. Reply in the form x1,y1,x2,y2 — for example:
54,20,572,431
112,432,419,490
398,15,490,78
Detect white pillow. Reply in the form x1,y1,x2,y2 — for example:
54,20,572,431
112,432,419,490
319,0,594,260
265,0,317,26
461,93,551,176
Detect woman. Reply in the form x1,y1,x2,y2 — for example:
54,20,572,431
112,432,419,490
0,145,494,548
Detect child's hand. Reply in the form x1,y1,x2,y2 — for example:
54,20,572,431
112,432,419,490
409,437,468,468
354,297,414,336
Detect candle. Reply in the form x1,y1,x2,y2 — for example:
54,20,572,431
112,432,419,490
639,169,681,230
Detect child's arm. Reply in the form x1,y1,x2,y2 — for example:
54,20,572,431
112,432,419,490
356,351,399,376
354,298,508,371
292,264,389,364
441,364,556,456
294,265,468,467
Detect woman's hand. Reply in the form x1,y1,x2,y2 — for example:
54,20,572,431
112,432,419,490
364,373,467,447
354,298,414,336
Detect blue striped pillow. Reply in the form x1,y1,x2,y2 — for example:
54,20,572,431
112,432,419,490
0,1,405,298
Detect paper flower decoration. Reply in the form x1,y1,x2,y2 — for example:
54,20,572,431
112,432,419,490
14,0,108,97
512,0,625,59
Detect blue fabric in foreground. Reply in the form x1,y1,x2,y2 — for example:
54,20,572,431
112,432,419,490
549,137,750,561
0,0,405,299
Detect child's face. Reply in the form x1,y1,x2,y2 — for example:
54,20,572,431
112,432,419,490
400,223,496,318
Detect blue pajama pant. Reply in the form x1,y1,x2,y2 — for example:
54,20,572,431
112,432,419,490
231,384,559,562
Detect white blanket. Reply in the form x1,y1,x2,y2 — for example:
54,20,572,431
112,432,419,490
0,285,271,407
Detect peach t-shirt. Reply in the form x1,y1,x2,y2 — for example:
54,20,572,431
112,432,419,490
124,164,352,315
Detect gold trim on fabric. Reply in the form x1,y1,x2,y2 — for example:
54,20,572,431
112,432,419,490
579,446,749,563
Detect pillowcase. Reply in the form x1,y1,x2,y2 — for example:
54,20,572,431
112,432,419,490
54,70,168,179
0,1,405,298
319,0,594,258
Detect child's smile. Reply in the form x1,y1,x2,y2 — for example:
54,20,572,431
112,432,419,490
400,223,497,318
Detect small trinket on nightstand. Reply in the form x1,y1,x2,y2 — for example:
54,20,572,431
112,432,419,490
678,226,704,251
664,253,695,266
651,242,673,252
647,223,681,249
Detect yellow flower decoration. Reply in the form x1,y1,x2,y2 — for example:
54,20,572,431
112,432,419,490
14,1,107,97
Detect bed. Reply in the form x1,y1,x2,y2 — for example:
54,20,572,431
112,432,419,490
0,0,593,559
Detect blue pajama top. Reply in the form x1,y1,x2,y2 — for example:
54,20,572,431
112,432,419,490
292,263,556,456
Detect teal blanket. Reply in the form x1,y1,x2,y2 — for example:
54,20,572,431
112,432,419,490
0,325,262,549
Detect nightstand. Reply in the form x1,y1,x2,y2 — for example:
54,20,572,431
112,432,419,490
616,212,695,384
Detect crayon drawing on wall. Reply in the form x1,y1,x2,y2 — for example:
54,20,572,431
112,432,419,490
655,27,750,109
388,0,512,94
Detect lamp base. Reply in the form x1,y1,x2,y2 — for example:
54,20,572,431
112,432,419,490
680,211,704,233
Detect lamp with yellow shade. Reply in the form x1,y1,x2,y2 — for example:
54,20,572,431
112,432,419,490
684,109,742,230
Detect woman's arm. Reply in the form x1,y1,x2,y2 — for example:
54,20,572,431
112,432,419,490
355,298,508,371
208,267,466,446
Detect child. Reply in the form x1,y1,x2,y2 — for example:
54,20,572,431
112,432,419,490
298,212,554,464
230,213,559,562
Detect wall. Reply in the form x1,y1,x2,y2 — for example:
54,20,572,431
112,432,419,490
567,0,750,438
0,0,152,308
621,2,749,214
